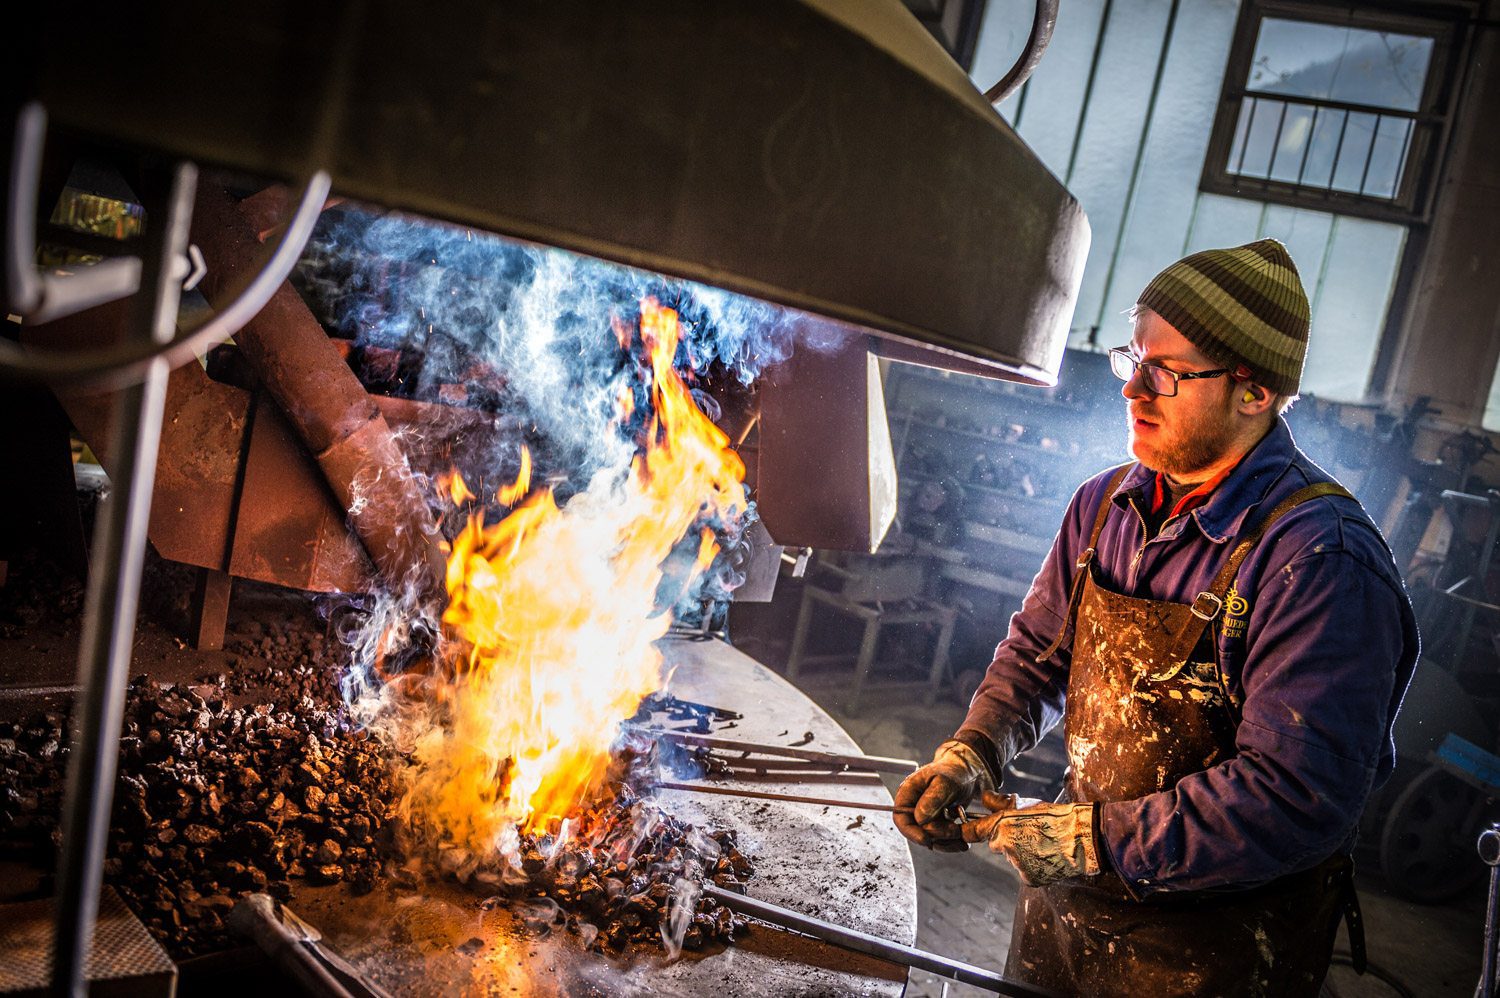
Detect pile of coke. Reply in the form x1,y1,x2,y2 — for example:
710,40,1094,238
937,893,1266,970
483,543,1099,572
0,663,400,958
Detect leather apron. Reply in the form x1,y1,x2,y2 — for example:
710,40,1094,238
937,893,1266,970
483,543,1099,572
1005,467,1363,997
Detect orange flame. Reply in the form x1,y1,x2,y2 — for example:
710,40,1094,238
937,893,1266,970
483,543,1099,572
400,298,745,850
438,470,476,506
497,446,532,507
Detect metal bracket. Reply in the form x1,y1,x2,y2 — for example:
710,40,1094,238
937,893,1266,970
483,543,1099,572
6,104,200,323
2,102,330,387
781,546,814,578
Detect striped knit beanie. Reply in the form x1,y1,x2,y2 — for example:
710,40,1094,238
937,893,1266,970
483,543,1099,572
1136,239,1310,396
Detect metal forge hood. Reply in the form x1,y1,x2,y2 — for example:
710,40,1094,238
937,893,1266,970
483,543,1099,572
22,0,1088,385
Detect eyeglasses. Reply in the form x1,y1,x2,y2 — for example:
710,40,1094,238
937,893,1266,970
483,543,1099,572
1108,347,1231,398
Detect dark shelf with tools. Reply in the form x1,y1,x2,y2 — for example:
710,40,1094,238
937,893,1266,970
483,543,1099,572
885,348,1126,568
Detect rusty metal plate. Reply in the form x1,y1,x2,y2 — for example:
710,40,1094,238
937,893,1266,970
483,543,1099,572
55,361,246,575
228,394,372,592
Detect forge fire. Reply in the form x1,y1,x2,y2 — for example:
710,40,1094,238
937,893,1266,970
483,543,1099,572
370,299,747,848
346,296,756,952
2,273,763,961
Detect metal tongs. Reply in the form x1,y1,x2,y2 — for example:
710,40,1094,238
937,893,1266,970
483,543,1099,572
626,724,919,776
229,893,392,998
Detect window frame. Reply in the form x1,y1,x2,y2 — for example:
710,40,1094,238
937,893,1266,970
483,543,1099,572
1200,0,1470,225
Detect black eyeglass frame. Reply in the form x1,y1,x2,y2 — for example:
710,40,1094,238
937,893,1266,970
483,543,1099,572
1108,347,1234,398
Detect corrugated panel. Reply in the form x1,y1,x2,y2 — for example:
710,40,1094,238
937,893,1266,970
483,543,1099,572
1097,0,1241,340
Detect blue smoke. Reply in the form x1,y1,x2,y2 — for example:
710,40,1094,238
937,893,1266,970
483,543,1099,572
295,202,833,620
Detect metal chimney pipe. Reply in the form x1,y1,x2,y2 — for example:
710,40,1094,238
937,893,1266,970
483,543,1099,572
190,183,445,602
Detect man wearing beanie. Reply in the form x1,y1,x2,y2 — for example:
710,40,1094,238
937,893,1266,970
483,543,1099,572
894,240,1418,995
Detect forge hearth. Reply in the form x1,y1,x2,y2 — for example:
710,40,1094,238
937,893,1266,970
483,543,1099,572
0,555,916,995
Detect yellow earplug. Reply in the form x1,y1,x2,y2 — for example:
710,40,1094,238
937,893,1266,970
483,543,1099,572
1243,390,1257,403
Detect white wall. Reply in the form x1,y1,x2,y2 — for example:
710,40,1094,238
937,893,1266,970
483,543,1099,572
972,0,1407,402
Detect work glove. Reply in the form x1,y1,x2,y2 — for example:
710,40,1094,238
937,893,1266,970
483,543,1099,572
962,791,1101,887
893,739,995,852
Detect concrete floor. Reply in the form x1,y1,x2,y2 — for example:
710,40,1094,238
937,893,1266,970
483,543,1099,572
778,672,1488,998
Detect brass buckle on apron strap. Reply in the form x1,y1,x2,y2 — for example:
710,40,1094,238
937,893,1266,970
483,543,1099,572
1190,591,1223,621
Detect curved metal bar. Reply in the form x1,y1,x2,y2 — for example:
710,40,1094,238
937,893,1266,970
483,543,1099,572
1,103,332,388
983,0,1060,106
147,169,332,372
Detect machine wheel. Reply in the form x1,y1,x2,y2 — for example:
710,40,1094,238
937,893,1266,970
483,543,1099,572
1378,763,1486,903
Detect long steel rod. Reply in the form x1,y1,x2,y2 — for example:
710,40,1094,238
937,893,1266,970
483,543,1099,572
1483,864,1499,998
51,163,196,998
632,726,917,774
702,885,1058,997
1479,824,1500,998
655,781,901,812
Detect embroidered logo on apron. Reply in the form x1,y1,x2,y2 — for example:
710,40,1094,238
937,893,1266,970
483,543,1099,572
1222,585,1251,640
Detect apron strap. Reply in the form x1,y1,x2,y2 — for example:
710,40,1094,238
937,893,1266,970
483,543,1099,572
1153,481,1356,676
1338,859,1367,974
1037,463,1134,665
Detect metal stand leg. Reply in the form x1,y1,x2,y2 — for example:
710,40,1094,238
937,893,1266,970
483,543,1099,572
925,611,956,706
191,567,232,651
848,614,881,716
51,164,195,998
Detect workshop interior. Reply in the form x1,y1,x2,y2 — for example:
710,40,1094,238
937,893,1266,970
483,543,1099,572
3,0,1500,995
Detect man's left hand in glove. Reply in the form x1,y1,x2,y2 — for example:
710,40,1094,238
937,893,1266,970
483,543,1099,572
962,791,1102,887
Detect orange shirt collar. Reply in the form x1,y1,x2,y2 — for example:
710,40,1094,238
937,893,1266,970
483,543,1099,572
1150,460,1239,519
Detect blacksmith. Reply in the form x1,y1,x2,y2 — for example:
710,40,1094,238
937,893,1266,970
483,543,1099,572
894,239,1419,996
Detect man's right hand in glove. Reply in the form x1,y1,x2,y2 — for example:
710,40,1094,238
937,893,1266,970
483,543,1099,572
893,739,996,852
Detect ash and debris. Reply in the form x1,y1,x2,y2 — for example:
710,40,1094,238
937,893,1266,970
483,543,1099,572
395,728,755,957
456,784,754,955
0,555,85,642
0,550,763,966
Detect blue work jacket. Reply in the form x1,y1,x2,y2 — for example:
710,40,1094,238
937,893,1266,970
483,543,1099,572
959,417,1420,897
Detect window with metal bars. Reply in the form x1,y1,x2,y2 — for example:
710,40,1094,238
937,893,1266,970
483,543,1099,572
1201,1,1467,224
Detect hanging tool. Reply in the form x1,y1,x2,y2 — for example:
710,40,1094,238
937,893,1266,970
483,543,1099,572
1479,822,1500,998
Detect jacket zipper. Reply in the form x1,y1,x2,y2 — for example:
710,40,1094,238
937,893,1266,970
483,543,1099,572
1126,498,1149,590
